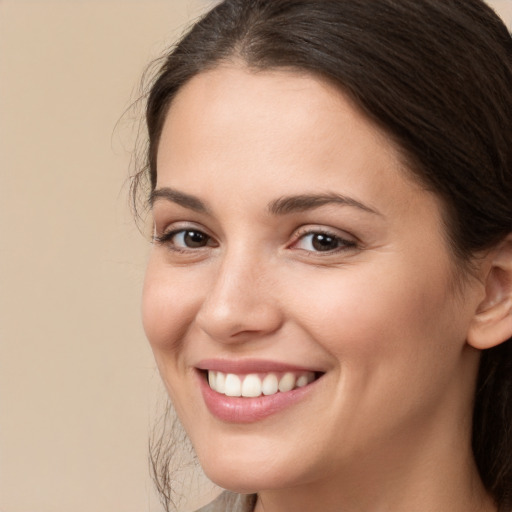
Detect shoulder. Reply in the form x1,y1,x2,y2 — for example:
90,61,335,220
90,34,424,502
196,491,256,512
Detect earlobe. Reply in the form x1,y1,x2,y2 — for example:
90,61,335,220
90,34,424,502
467,235,512,350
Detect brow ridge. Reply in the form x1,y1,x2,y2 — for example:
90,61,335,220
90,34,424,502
268,193,380,216
149,187,209,213
150,188,380,217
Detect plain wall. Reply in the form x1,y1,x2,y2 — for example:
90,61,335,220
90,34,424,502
0,2,219,511
0,1,510,511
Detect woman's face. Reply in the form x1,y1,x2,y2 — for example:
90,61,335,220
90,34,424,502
143,66,483,494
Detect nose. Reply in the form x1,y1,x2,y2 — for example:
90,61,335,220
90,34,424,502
195,250,283,343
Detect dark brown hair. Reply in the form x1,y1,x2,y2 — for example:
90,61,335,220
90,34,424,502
136,0,512,509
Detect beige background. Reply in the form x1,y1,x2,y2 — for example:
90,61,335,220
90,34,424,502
0,1,510,512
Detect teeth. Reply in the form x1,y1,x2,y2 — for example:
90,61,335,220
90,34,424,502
296,375,308,387
208,371,216,389
241,374,262,397
207,370,316,397
224,374,242,397
262,374,278,395
216,372,225,394
278,372,295,392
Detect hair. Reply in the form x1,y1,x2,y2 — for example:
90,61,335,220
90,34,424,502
135,1,512,509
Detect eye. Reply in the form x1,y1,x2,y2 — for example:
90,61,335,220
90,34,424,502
293,231,357,253
154,228,214,250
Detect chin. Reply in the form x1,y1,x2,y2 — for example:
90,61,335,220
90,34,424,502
201,463,284,495
194,436,313,495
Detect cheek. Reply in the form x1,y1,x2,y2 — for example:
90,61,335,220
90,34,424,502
286,259,468,445
290,254,463,375
141,258,200,357
141,261,205,420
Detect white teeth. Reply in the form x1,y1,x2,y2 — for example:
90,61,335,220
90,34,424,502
224,374,242,397
296,375,308,388
207,370,316,397
208,371,216,389
278,372,295,392
215,372,226,394
241,374,262,397
262,374,278,395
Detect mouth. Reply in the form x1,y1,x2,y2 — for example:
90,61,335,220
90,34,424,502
195,362,324,423
205,370,320,397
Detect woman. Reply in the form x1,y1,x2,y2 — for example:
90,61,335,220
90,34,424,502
134,1,512,510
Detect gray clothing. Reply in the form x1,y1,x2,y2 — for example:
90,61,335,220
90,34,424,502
197,491,256,512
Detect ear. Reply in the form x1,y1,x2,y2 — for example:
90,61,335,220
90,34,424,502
467,235,512,350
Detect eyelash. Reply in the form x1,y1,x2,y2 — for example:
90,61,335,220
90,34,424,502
153,227,358,255
290,228,358,254
153,228,216,253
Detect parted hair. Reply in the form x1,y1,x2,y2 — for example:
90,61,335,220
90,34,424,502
135,1,512,510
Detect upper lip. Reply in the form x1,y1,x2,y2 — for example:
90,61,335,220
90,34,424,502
195,358,323,374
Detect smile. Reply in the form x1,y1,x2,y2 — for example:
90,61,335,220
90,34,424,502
197,364,323,423
208,370,317,397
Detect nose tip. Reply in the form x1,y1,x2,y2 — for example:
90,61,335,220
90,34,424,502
195,264,283,343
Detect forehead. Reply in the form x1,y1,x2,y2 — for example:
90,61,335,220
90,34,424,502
160,66,430,212
157,65,407,190
162,65,389,147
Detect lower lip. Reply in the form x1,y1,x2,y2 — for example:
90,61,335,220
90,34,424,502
197,371,318,423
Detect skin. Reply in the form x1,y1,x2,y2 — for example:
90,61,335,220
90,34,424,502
142,65,497,512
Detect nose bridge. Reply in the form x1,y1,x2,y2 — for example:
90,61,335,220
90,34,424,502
196,243,281,342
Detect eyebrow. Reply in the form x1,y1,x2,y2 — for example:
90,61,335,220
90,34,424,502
268,193,381,216
149,187,210,213
150,187,381,217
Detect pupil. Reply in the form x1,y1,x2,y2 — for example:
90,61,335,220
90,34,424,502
312,233,337,251
185,231,207,248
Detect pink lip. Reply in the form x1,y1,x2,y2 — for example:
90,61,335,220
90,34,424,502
196,364,322,424
196,358,320,374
